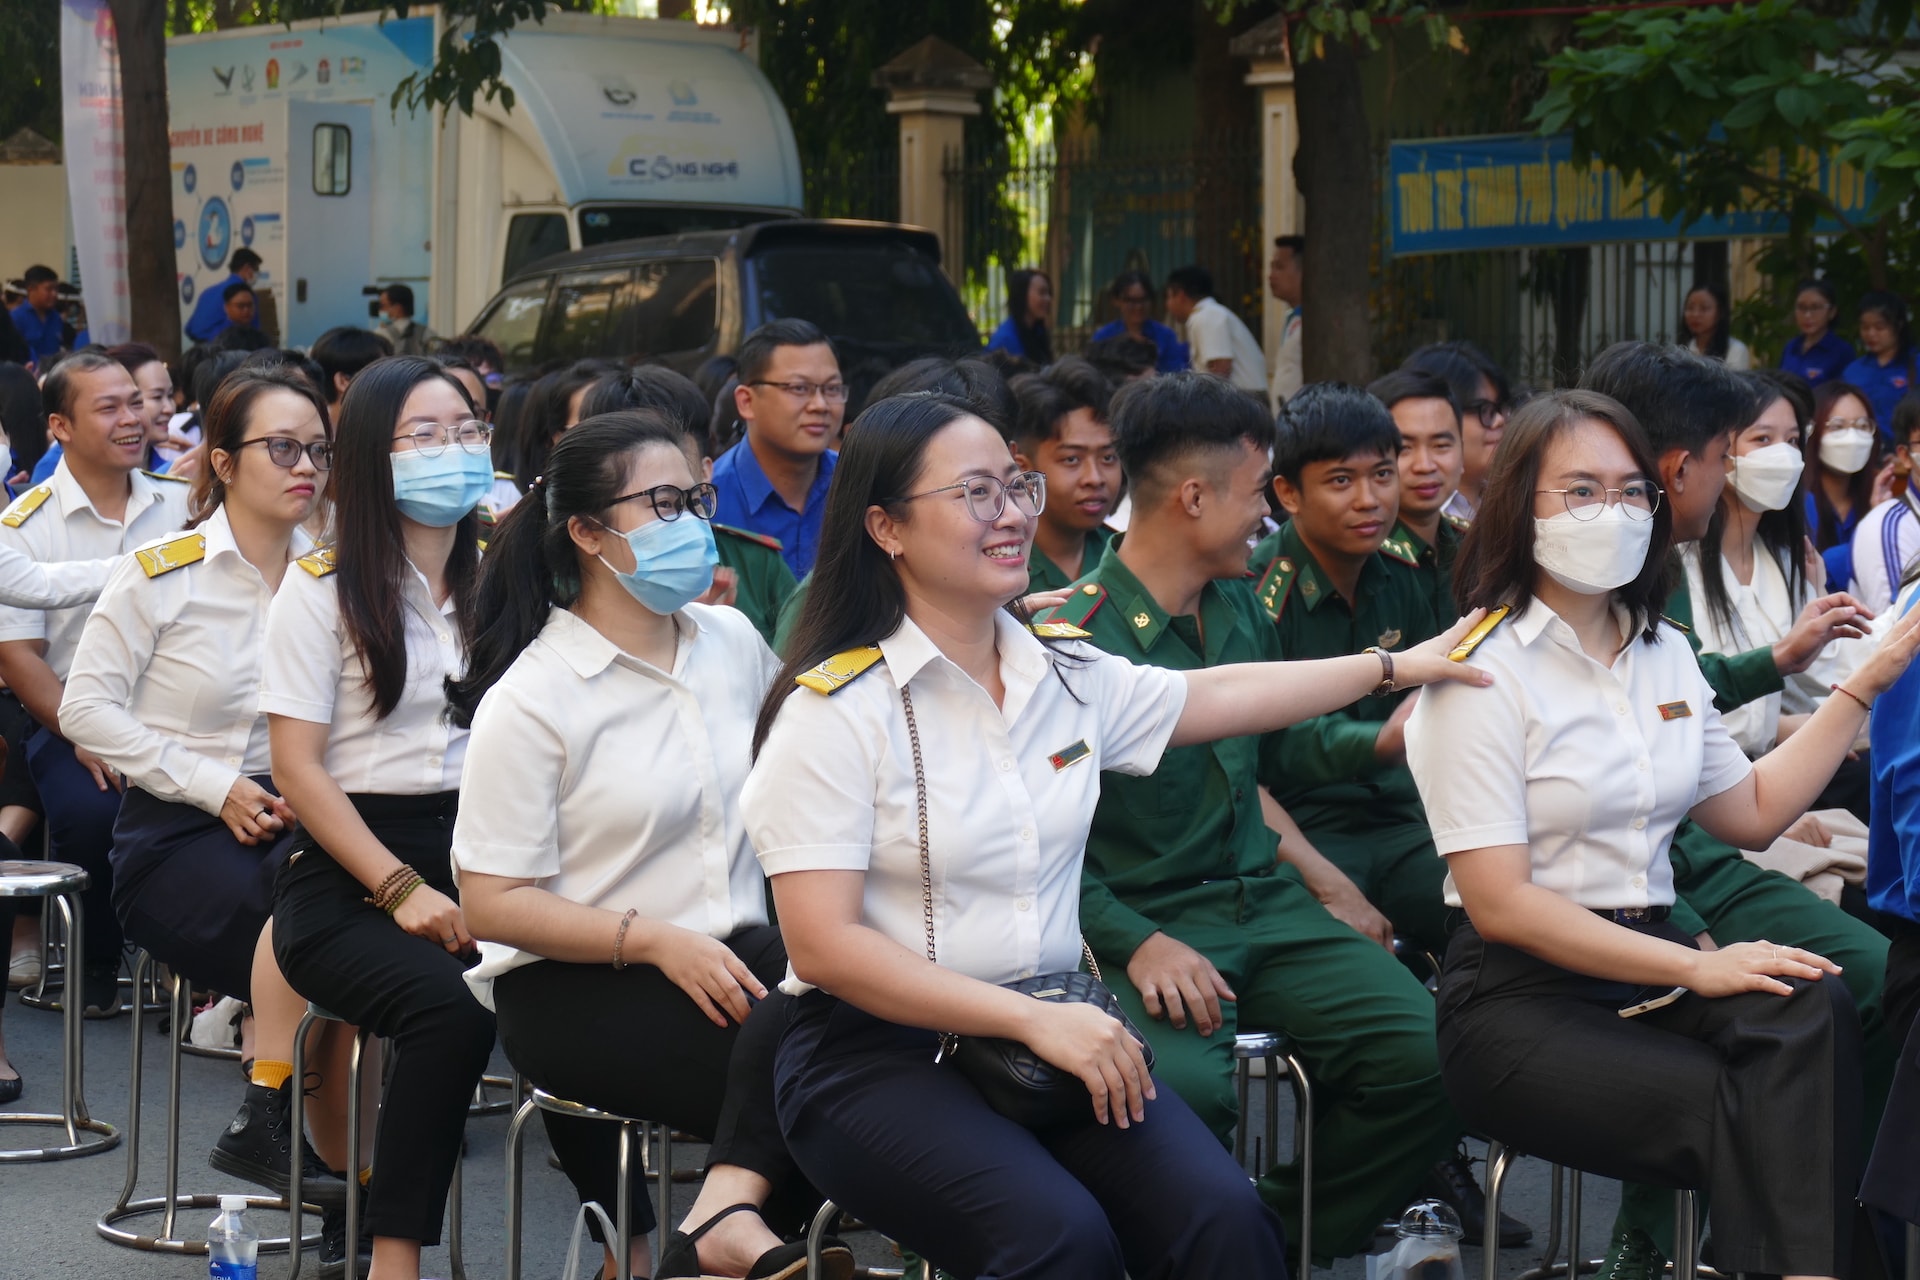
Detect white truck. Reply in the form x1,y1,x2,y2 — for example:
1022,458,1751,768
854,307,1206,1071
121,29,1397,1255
166,9,803,347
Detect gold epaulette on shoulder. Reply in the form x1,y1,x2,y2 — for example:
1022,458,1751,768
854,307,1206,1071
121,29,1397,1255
1660,614,1691,635
795,645,883,695
1448,603,1513,662
1443,512,1472,532
1029,620,1091,639
493,471,515,481
135,533,205,578
1380,530,1421,566
141,468,191,483
715,523,784,553
296,546,338,578
0,483,53,529
1255,555,1297,622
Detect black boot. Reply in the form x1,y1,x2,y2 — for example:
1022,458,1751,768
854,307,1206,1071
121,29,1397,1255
210,1080,351,1209
1422,1143,1534,1248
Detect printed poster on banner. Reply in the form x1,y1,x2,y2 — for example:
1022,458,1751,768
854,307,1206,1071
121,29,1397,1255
60,0,130,345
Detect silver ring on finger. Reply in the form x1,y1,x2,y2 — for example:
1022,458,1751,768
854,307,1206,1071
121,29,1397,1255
442,935,457,945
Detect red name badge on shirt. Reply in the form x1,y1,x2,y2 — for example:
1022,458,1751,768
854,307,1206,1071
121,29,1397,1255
1050,740,1091,771
1657,700,1692,721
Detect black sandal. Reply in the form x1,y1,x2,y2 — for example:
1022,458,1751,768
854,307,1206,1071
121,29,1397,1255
654,1203,853,1280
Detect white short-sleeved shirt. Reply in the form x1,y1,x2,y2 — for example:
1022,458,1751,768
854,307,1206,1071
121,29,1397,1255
259,554,467,794
1184,296,1268,395
1406,602,1752,910
1681,541,1873,756
1851,496,1920,615
744,611,1188,995
453,604,779,1008
1268,308,1303,413
61,508,312,816
0,464,191,679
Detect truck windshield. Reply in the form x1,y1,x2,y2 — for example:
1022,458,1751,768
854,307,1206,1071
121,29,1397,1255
747,241,979,351
577,206,770,246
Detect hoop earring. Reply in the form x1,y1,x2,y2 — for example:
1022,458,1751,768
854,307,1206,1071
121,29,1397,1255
889,549,898,562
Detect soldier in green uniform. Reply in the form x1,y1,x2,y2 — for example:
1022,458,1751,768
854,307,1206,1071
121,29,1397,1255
1581,343,1894,1277
1248,384,1453,957
1048,373,1474,1261
711,522,798,644
1372,369,1470,617
1008,357,1120,592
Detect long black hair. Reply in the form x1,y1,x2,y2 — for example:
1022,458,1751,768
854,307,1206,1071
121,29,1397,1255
1693,372,1807,636
754,392,1032,755
1680,282,1732,361
1808,379,1882,548
447,410,687,727
331,355,483,719
1005,268,1054,366
1859,290,1914,366
0,362,47,475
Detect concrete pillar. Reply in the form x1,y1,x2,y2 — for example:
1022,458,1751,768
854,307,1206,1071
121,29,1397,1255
1233,17,1303,373
873,37,992,271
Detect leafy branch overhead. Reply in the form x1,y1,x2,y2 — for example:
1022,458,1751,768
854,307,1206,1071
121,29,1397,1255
1199,0,1460,60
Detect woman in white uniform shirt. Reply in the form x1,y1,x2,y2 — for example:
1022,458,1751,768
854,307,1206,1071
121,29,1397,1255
262,356,496,1280
743,392,1496,1279
450,412,846,1280
60,367,354,1214
1682,372,1873,815
1406,389,1920,1279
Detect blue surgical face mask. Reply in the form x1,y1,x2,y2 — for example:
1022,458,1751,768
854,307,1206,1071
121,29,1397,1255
390,447,492,527
598,515,718,615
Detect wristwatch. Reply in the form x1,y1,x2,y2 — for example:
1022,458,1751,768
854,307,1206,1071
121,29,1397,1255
1362,646,1396,697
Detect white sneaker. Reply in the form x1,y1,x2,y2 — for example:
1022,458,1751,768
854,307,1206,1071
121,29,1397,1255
7,951,42,991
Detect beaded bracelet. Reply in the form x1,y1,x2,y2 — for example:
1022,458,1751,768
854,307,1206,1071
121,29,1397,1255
1831,683,1873,713
385,876,425,916
365,868,425,914
612,908,639,970
365,866,414,907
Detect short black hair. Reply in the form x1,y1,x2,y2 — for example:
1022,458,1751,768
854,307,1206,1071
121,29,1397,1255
1273,235,1305,257
310,326,393,396
23,265,57,287
867,356,1015,438
1578,340,1753,458
242,346,328,402
580,365,714,457
1367,368,1459,423
229,249,262,273
1084,334,1158,384
222,280,255,304
192,350,250,408
1893,392,1920,449
1110,370,1274,499
435,334,503,371
1164,265,1214,301
212,325,271,353
381,283,415,316
1010,357,1113,449
1402,340,1510,414
736,318,833,385
1273,382,1401,484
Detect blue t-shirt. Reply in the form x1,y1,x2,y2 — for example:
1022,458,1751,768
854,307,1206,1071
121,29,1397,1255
985,318,1027,358
1869,584,1920,924
9,303,64,363
710,438,836,579
1841,351,1918,438
1089,319,1189,374
1805,489,1866,556
1779,330,1856,387
185,272,246,344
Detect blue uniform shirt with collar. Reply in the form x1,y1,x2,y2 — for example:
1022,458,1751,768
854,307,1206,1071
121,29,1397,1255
1868,583,1920,924
184,272,246,343
1088,318,1189,373
1842,351,1918,438
9,302,64,363
710,437,836,580
1780,330,1856,387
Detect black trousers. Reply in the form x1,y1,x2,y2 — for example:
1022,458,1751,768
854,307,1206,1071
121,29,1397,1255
494,926,812,1241
1864,918,1920,1223
774,992,1290,1280
111,783,291,1001
272,792,495,1245
26,727,123,967
1438,921,1861,1276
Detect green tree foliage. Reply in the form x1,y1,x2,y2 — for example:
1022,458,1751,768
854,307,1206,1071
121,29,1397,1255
0,0,60,144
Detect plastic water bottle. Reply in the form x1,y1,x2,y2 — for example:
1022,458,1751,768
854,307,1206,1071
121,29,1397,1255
209,1194,259,1280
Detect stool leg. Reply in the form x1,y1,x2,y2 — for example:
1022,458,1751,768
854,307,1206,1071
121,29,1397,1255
288,1008,318,1280
344,1028,366,1280
1234,1056,1251,1167
1904,1222,1918,1280
61,894,86,1138
1264,1049,1280,1186
1565,1170,1582,1280
106,950,152,1221
1283,1049,1313,1277
807,1200,839,1280
616,1121,635,1280
160,974,189,1242
656,1123,674,1264
447,1148,466,1280
1483,1143,1515,1280
1672,1191,1696,1280
504,1095,537,1280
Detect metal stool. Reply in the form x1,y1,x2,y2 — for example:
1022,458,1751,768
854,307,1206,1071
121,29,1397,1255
19,891,165,1017
1484,1141,1702,1280
1232,1030,1314,1278
804,1200,906,1280
0,859,118,1161
97,951,318,1253
287,1003,369,1280
505,1088,675,1280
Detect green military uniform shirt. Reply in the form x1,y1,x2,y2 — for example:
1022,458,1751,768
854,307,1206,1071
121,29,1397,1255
1391,514,1467,622
714,524,798,646
1048,546,1287,962
1027,525,1114,595
1661,567,1785,714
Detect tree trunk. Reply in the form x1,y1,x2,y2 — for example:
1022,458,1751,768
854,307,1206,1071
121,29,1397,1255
1191,1,1258,330
109,0,178,360
1293,39,1373,385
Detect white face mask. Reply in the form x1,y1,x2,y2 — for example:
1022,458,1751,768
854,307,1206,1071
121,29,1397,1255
1532,504,1655,596
1727,441,1805,512
1819,428,1874,475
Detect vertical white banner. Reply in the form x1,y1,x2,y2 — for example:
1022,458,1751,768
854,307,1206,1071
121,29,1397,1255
61,0,130,345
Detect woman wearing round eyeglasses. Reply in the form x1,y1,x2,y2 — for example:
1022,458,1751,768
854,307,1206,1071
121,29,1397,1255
61,367,360,1226
262,355,497,1280
1406,389,1920,1280
449,410,850,1280
1089,271,1185,374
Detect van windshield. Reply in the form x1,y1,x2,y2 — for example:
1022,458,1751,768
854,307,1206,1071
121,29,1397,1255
747,241,980,352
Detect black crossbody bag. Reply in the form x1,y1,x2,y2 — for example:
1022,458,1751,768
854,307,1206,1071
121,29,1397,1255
899,685,1154,1129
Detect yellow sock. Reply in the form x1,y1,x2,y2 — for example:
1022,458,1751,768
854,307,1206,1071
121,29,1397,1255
358,1167,372,1186
252,1060,293,1090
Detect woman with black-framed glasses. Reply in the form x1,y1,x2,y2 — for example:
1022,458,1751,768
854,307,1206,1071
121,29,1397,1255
61,367,360,1231
448,411,848,1280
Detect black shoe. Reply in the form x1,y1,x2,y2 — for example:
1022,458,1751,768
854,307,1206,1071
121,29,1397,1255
317,1184,371,1280
81,962,122,1019
210,1080,351,1210
1422,1145,1534,1248
0,1071,19,1105
656,1202,854,1280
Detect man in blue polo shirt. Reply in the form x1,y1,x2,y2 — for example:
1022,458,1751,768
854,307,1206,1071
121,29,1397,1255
711,318,845,578
185,248,262,344
10,266,70,367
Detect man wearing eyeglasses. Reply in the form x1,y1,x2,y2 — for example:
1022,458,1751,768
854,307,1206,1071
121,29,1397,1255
712,318,846,579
